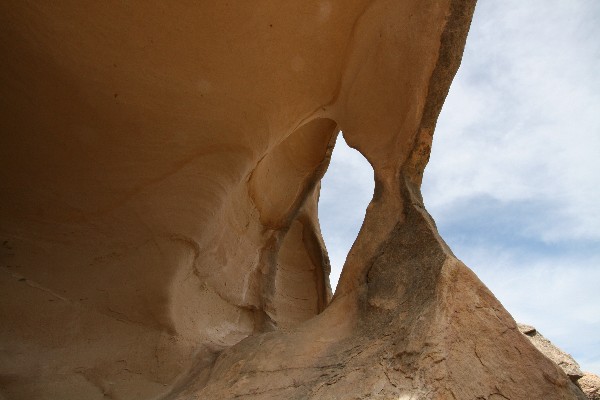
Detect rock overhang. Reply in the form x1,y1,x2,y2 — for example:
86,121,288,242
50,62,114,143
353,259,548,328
0,1,589,399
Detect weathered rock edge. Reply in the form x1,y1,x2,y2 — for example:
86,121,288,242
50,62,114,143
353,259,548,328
518,324,600,400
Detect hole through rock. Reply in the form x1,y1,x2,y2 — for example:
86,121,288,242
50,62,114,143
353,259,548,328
319,133,374,295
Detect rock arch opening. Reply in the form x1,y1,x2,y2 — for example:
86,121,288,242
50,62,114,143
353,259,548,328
249,117,338,329
318,133,375,295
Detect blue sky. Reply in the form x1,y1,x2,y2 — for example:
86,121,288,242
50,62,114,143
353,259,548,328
319,1,600,374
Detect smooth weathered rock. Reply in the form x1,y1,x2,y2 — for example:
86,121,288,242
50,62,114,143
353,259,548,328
0,1,587,399
580,373,600,400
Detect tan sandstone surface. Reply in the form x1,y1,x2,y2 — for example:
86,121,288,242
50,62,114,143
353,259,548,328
0,1,588,399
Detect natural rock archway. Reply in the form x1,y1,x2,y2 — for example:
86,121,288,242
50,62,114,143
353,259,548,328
0,1,587,399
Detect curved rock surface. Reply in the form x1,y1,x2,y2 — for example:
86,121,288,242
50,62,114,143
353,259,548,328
0,1,586,399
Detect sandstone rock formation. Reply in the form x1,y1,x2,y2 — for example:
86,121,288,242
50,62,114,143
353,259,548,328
518,324,599,400
518,324,584,381
0,1,588,399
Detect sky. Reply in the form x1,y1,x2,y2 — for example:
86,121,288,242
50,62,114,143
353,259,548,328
319,1,600,375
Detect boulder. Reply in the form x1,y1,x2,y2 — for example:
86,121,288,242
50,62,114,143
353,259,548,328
580,373,600,400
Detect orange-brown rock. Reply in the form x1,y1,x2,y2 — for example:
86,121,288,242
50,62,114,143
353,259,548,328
0,1,586,399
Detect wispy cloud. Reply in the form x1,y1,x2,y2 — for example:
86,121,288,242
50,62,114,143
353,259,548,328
424,0,600,242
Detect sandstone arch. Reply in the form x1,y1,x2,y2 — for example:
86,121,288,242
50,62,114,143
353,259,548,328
0,1,587,399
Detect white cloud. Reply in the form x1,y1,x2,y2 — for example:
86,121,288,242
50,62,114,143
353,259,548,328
424,0,600,242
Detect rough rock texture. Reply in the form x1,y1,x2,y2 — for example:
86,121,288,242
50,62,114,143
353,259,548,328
0,1,587,399
518,324,584,381
518,324,599,400
579,373,600,400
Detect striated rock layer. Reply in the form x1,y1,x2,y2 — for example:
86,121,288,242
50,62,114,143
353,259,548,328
0,1,586,399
